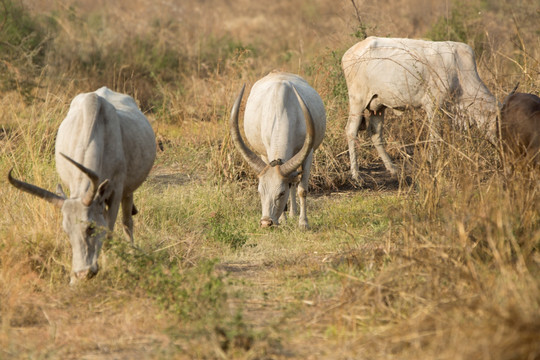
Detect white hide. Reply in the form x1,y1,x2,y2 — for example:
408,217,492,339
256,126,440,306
56,87,155,201
244,73,326,161
342,36,497,182
55,87,156,282
232,72,326,229
10,87,155,284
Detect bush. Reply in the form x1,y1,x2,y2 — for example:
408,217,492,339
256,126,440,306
425,0,486,56
106,237,227,321
0,0,49,99
207,211,248,250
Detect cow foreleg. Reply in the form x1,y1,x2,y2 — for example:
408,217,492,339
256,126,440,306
121,193,135,245
298,185,309,230
106,192,121,240
298,153,313,230
369,110,398,175
279,205,287,225
289,182,298,217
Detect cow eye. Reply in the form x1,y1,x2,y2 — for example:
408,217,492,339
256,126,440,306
86,225,95,237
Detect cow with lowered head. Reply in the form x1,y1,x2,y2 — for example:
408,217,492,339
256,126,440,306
342,36,498,183
230,72,326,229
8,87,156,284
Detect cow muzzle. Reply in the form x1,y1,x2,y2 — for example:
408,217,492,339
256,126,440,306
70,265,99,285
260,217,277,228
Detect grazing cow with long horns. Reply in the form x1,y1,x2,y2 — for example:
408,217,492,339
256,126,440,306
8,87,156,284
230,72,326,229
342,36,497,182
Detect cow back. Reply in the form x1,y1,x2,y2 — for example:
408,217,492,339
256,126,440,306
243,72,326,161
55,87,155,197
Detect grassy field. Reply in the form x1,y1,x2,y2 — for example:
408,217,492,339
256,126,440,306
1,0,539,359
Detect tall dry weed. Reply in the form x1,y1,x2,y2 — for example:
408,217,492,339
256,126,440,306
321,99,540,358
1,0,539,358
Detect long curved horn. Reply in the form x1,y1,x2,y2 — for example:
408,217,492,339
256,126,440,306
8,169,65,208
279,85,315,177
60,153,99,206
229,84,267,174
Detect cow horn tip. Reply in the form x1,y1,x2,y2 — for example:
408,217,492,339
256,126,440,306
7,168,15,182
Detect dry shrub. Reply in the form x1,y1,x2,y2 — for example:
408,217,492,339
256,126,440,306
322,193,539,358
2,0,539,358
0,244,46,343
319,103,540,358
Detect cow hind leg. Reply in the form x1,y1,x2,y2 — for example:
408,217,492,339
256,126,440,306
346,112,366,183
121,194,135,245
369,110,398,175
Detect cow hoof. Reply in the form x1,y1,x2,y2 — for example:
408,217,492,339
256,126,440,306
299,222,310,231
387,166,399,177
351,174,365,186
260,218,275,228
69,267,98,285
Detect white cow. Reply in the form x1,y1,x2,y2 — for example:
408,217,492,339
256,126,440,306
342,36,497,182
8,87,156,284
230,72,326,229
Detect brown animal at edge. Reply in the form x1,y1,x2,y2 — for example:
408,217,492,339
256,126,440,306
499,85,540,166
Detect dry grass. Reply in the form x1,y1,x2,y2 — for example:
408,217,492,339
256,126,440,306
1,0,539,358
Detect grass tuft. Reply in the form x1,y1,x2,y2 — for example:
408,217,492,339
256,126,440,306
1,0,539,358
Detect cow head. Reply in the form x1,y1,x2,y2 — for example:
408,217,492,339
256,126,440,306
467,93,501,142
494,83,520,143
230,84,314,227
8,153,110,285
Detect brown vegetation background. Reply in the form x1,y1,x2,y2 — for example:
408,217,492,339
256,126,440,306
1,0,539,359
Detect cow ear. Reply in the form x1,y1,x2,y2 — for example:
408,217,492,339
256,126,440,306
287,171,302,184
94,179,110,203
56,184,67,198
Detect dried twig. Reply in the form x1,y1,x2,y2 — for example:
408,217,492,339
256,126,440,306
511,12,527,75
349,0,363,26
349,0,367,38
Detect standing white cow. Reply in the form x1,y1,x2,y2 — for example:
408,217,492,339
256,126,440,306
342,36,497,182
8,87,156,284
230,72,326,229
